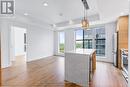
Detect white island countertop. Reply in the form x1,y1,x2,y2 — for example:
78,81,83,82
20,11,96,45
66,49,96,55
65,49,96,87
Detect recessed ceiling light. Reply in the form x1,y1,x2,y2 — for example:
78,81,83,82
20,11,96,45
69,20,74,24
59,13,63,17
53,24,56,28
24,13,29,16
43,2,48,6
125,9,129,11
120,12,124,15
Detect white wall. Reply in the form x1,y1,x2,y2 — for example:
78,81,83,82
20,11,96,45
0,17,54,68
54,31,59,55
96,22,117,63
27,25,54,62
10,27,15,61
106,22,117,62
65,29,75,52
0,20,11,68
54,29,75,55
13,27,26,56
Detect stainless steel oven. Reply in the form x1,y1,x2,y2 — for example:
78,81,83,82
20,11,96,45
121,49,128,82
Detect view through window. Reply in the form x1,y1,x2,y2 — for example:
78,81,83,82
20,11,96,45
59,32,65,53
75,29,83,49
95,28,106,56
84,29,93,49
75,26,106,56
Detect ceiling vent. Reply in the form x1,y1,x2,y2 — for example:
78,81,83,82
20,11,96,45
81,0,89,10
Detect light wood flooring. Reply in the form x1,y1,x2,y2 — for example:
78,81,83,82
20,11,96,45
0,56,127,87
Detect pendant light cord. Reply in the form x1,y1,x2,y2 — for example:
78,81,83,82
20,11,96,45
84,5,85,20
83,5,87,20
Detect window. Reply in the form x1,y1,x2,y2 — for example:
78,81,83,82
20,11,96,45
75,29,83,49
75,26,106,57
96,39,105,56
84,30,93,49
59,32,65,53
95,28,105,56
84,39,93,49
75,29,93,49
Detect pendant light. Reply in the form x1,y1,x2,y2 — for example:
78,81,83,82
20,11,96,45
81,3,89,29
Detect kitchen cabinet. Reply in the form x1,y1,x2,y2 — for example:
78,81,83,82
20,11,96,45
116,16,128,68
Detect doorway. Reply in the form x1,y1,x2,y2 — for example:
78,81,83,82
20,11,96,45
10,26,27,66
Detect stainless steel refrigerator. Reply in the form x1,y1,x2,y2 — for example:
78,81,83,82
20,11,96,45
112,33,118,67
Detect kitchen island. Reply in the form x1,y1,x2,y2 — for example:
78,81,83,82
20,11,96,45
65,49,96,87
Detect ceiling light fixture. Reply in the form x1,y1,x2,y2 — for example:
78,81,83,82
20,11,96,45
24,13,29,16
43,2,48,6
69,20,73,24
59,13,63,17
81,0,89,29
120,12,125,16
81,18,89,29
52,24,56,28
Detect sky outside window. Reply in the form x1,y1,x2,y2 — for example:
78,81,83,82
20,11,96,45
59,32,65,53
59,32,65,44
76,29,83,40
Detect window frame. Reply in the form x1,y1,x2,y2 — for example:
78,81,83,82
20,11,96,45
75,29,84,49
58,31,65,54
75,26,106,57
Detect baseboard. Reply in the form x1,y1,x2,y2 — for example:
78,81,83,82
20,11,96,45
2,63,11,69
27,55,54,62
96,56,113,63
96,60,113,64
15,54,26,57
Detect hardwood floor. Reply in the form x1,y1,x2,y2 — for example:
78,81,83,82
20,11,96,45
90,62,127,87
0,56,127,87
0,69,1,86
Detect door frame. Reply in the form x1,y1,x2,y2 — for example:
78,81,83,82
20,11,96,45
10,26,27,63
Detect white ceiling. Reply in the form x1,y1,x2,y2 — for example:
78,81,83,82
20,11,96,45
15,0,129,25
15,0,98,24
97,0,129,21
